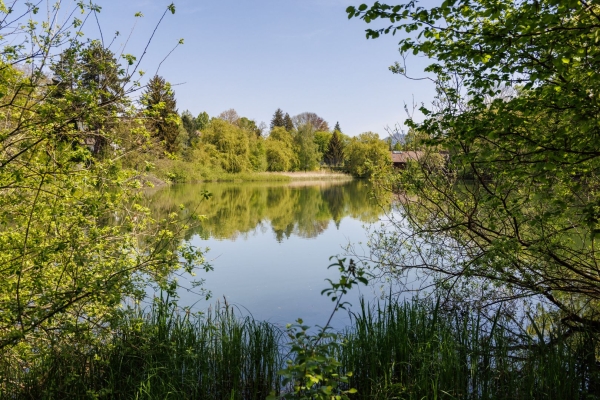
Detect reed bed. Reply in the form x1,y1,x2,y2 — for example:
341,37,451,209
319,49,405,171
2,297,599,399
0,298,284,400
340,298,600,399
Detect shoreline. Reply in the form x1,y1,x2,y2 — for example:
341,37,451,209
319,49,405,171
141,170,353,187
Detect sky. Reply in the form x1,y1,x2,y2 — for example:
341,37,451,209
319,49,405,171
71,0,438,137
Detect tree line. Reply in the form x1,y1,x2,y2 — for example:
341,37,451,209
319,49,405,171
140,78,391,178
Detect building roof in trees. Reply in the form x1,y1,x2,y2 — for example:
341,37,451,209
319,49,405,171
390,151,425,166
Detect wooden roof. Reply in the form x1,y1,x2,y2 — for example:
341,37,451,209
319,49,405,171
390,151,425,163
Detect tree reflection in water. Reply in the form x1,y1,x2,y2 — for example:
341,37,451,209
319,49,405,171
146,180,388,242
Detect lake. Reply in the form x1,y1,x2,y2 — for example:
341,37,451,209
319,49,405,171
146,179,391,329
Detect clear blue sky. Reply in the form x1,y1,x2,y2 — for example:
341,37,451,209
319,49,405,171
87,0,436,137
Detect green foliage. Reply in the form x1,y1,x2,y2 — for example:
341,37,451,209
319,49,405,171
0,0,201,369
325,130,345,167
349,0,600,331
344,132,390,178
238,116,263,138
273,321,355,400
341,298,598,399
196,111,210,131
142,75,180,153
200,119,248,172
266,127,298,172
147,180,382,241
271,108,286,131
295,124,321,172
181,110,196,135
314,130,332,160
1,296,284,399
284,113,294,132
270,258,365,400
333,122,342,133
50,40,125,156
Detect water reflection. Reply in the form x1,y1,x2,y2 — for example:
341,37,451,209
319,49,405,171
145,180,391,328
146,180,387,242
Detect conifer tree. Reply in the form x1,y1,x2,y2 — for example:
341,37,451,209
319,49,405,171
181,110,195,135
284,113,294,131
325,129,344,166
142,75,179,152
270,108,285,131
334,121,342,133
51,41,124,156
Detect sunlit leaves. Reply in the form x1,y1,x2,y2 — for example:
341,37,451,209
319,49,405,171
351,0,600,331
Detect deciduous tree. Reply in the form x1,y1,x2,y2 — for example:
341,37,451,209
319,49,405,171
348,0,600,331
295,124,321,171
0,2,200,357
344,132,390,178
292,112,329,132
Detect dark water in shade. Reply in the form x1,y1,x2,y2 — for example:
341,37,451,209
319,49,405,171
146,180,392,329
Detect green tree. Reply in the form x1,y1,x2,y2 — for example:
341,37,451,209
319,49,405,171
200,118,250,173
266,126,297,171
295,124,321,171
51,40,125,156
181,110,196,135
325,129,345,167
270,108,285,131
0,2,200,357
344,132,390,178
196,111,210,131
284,112,294,132
142,75,180,153
348,1,600,331
314,130,332,161
238,116,262,138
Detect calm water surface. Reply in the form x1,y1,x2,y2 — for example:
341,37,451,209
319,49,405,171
147,180,390,329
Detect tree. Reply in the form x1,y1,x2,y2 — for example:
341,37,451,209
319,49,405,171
181,110,196,135
314,130,332,160
196,111,210,131
325,130,345,167
334,121,342,133
284,113,294,132
51,40,125,155
200,118,250,173
0,2,200,357
348,1,600,331
292,112,329,132
218,108,240,125
238,116,262,138
266,126,297,171
344,132,390,178
142,75,180,153
295,124,321,171
270,108,285,131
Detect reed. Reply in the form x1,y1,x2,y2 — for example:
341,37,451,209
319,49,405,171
0,297,284,399
340,298,600,399
2,296,599,399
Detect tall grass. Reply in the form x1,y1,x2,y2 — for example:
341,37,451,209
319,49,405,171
340,298,600,399
2,296,599,399
0,298,283,400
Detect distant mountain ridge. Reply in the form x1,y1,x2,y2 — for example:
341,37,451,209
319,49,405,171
382,132,407,146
